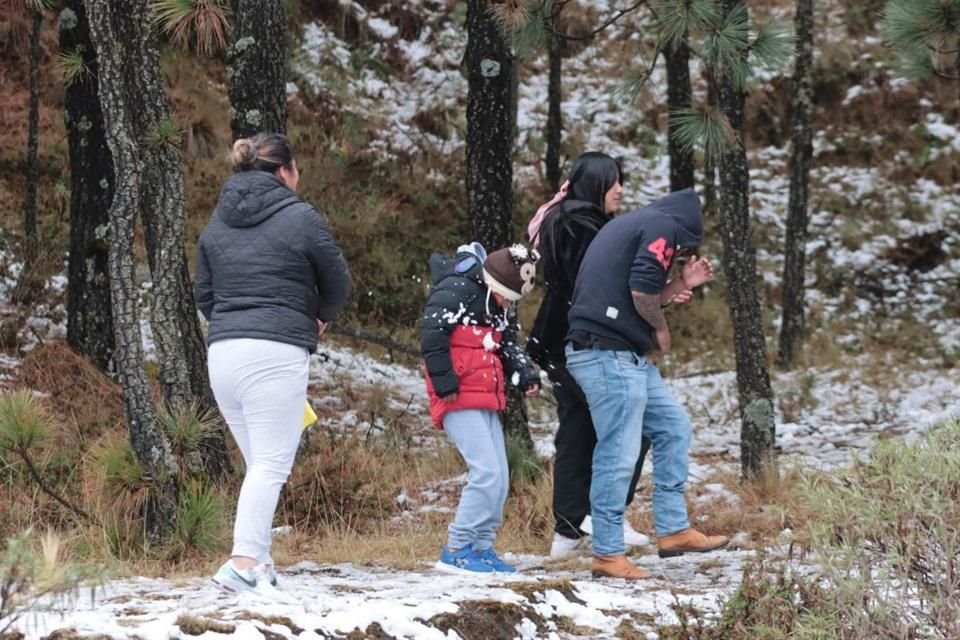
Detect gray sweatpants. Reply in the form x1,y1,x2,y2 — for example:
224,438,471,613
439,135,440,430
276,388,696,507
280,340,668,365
443,409,510,551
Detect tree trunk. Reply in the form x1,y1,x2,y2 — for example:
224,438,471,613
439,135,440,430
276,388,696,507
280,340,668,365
666,39,695,192
130,6,232,479
84,0,179,540
23,6,42,255
703,79,718,219
80,0,229,479
466,0,532,448
62,0,116,373
715,0,776,481
228,0,288,139
466,0,514,250
778,0,815,369
545,33,563,193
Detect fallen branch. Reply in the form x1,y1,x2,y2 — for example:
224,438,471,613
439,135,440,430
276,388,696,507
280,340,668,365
327,324,421,359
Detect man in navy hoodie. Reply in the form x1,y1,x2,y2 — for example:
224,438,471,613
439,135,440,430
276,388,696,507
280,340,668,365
565,188,729,580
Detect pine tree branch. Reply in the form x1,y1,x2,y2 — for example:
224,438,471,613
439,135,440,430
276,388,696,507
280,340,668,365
545,0,648,40
11,443,95,523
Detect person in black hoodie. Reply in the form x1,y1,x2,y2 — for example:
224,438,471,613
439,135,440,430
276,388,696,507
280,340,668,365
527,152,664,558
565,188,729,580
195,133,351,597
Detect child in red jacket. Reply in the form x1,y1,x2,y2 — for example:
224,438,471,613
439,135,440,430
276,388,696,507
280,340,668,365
421,243,540,573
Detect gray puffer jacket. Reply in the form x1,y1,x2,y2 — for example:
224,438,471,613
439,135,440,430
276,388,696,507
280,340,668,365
195,170,352,353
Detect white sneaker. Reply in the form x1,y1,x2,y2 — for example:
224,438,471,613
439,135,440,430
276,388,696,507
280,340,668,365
211,560,258,594
549,533,592,558
249,565,299,604
213,561,297,604
581,515,651,548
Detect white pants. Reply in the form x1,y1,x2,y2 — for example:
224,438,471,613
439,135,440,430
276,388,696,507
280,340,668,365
208,338,309,564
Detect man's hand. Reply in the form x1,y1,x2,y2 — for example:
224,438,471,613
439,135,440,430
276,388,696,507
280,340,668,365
441,393,458,403
655,327,672,354
524,384,540,397
667,288,694,305
682,256,715,289
317,320,328,337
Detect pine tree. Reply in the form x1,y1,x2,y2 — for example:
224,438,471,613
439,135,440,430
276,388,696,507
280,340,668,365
23,2,43,259
666,37,695,192
466,0,536,450
664,0,792,480
84,0,181,539
778,0,815,369
228,0,287,140
152,0,235,481
882,0,959,118
545,31,563,193
61,0,116,373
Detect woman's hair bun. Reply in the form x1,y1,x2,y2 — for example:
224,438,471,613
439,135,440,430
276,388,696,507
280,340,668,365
231,138,258,169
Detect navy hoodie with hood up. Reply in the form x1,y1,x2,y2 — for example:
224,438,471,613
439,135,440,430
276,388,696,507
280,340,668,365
566,188,703,355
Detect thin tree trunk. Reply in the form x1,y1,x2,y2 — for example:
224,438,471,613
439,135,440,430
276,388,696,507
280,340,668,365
84,0,179,540
703,79,718,218
23,7,42,255
62,0,115,373
466,0,532,448
545,33,563,193
716,0,776,481
666,39,695,192
778,0,815,369
228,0,288,139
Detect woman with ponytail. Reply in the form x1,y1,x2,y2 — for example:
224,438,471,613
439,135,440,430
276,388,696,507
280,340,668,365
195,133,351,597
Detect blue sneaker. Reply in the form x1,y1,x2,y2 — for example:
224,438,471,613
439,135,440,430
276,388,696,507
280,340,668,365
435,544,496,574
475,547,518,573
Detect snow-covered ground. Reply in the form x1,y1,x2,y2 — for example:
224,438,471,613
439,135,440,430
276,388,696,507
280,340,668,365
16,551,759,640
7,337,957,639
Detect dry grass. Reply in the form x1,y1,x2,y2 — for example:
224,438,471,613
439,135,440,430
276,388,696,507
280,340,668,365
17,344,125,441
685,464,820,549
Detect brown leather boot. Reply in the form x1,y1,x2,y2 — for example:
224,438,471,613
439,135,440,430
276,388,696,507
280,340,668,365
591,554,651,580
657,528,729,558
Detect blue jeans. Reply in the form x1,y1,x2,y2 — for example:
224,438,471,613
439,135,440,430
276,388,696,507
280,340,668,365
443,409,510,552
565,345,691,556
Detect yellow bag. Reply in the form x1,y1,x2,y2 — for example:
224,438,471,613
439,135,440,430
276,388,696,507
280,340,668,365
302,401,318,431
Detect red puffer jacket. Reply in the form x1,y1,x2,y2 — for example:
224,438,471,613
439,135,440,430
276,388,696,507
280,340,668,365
425,324,506,428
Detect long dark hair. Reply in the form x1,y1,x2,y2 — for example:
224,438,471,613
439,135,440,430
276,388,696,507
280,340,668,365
563,151,623,211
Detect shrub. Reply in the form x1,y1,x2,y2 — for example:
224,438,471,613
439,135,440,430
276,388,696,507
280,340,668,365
169,480,230,560
655,420,960,639
798,419,960,639
657,556,829,640
504,432,544,487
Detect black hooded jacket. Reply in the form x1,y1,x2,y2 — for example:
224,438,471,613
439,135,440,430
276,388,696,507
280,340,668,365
195,171,352,353
566,188,704,355
526,199,610,368
420,250,538,398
